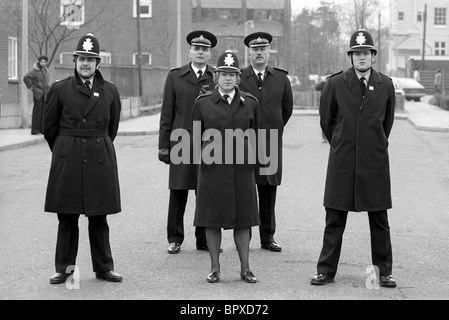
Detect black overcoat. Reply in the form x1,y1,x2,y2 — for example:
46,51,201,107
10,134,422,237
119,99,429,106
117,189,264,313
43,70,121,216
192,88,261,229
158,63,216,190
239,66,293,186
319,67,395,212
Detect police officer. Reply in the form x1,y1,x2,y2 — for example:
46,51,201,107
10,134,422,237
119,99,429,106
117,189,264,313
311,29,396,288
44,33,123,284
192,50,260,283
158,31,217,254
239,32,293,252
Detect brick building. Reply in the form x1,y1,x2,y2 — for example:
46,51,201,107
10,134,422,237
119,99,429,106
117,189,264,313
1,0,291,129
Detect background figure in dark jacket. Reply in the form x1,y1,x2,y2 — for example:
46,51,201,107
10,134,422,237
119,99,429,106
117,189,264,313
192,51,260,284
43,34,123,284
311,29,397,288
158,31,217,254
239,32,293,252
23,56,50,135
315,70,333,143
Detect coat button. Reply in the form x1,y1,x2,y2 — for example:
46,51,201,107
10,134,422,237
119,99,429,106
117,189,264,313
96,138,100,143
98,159,103,164
83,159,87,164
97,119,101,123
82,139,87,143
82,119,86,123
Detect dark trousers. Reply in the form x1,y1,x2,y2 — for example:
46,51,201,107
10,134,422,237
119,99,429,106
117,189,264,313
31,96,44,134
55,214,114,273
316,208,393,277
257,184,277,245
167,189,206,246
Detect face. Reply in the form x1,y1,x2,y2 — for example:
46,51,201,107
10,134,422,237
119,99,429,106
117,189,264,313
76,56,98,79
216,71,238,93
189,45,212,67
39,59,47,68
248,46,270,68
351,50,373,72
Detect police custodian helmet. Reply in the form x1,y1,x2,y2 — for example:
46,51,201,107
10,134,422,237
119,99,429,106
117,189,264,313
73,33,101,59
347,29,377,56
215,50,241,74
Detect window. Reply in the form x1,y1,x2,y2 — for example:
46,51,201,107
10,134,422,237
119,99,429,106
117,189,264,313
133,0,152,18
398,12,404,21
435,8,446,26
133,53,151,66
417,11,422,22
435,42,446,56
270,37,279,53
60,0,85,29
8,37,18,80
100,52,112,64
226,38,239,53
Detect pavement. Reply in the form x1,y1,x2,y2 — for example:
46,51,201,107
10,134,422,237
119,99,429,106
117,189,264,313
1,96,448,152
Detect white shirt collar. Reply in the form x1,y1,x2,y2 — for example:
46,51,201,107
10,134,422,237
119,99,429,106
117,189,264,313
355,69,371,83
252,67,266,79
191,64,206,76
218,88,236,102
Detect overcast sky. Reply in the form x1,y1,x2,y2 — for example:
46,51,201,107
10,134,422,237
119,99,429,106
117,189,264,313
291,0,390,16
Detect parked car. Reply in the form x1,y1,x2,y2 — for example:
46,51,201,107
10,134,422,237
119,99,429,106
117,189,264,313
391,77,426,102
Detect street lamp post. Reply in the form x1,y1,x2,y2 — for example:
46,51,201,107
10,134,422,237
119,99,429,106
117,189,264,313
244,20,254,67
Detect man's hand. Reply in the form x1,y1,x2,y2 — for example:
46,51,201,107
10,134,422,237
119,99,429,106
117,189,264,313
158,148,170,164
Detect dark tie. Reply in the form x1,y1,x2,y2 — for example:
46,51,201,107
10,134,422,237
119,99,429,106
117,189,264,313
257,72,263,89
223,94,230,105
360,77,366,96
85,80,91,90
197,70,203,79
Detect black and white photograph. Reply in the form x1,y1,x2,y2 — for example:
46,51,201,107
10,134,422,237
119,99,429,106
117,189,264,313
1,0,448,311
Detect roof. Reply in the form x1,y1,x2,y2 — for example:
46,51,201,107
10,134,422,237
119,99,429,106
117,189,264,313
191,0,285,9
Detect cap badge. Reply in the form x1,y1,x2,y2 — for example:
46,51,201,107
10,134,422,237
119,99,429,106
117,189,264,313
224,53,235,67
356,32,366,45
82,38,94,52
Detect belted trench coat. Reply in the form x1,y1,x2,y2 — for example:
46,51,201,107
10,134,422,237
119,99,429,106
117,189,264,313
319,67,395,212
43,70,121,216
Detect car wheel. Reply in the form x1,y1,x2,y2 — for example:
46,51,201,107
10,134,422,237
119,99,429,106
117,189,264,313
414,98,421,102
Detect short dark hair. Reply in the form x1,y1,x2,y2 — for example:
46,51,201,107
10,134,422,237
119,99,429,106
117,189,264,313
38,56,48,62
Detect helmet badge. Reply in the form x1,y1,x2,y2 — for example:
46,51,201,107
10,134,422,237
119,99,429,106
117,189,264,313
356,32,366,45
224,53,235,67
82,38,94,52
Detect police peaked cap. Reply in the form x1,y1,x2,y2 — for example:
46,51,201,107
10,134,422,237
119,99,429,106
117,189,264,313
347,29,377,56
244,32,272,48
73,33,101,59
186,30,217,48
215,50,241,74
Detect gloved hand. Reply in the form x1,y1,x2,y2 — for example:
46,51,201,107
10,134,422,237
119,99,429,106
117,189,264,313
158,148,170,164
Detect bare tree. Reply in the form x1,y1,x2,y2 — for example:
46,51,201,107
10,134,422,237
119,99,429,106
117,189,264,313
27,0,119,67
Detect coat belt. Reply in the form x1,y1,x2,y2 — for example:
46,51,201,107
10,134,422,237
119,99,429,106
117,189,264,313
59,129,109,137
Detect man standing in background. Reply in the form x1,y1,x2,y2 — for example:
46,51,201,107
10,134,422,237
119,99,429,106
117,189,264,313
158,30,217,254
239,32,293,252
23,56,50,135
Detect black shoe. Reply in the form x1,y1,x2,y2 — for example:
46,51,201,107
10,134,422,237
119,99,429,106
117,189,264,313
197,244,223,253
240,271,257,283
310,273,334,285
261,242,282,252
168,242,181,254
380,275,397,288
206,271,220,283
95,271,123,282
49,272,71,284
